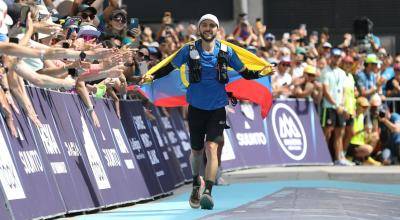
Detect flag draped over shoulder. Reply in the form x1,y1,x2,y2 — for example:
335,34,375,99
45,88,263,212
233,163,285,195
130,40,274,118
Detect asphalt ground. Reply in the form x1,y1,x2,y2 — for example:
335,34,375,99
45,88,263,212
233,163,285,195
61,165,400,220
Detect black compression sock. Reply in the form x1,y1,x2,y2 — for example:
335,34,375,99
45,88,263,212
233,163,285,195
193,175,200,187
204,180,214,195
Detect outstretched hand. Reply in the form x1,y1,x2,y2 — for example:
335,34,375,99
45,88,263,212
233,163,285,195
139,74,154,85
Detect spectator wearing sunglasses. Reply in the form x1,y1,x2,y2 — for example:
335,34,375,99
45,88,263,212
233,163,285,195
100,9,127,42
77,4,97,25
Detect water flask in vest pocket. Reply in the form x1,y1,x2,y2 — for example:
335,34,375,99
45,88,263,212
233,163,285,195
217,54,229,84
189,49,201,83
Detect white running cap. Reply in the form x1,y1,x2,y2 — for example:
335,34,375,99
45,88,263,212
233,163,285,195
198,14,219,28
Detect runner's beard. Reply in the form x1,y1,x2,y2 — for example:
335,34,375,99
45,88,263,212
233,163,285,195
200,31,216,42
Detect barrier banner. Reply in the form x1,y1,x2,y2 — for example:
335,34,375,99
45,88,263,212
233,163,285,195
225,103,270,167
2,105,65,220
222,100,332,169
149,106,185,188
129,101,175,193
27,87,84,212
265,99,332,165
119,101,163,197
167,108,192,181
0,188,11,220
71,95,139,206
50,92,104,209
64,94,118,205
95,99,151,201
0,118,24,220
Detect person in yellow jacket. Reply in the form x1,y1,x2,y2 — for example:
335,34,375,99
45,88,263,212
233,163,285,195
347,97,381,165
341,56,358,156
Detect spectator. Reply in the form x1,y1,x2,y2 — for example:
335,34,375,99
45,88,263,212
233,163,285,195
377,105,400,165
356,54,380,99
292,65,323,105
342,56,358,151
346,97,380,165
271,56,292,98
321,48,353,165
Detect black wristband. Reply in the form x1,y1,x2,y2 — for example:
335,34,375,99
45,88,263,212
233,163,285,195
68,68,77,77
79,51,86,61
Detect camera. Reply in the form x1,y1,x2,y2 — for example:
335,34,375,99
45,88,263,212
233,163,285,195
378,107,386,118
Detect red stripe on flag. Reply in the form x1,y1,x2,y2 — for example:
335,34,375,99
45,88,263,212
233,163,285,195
226,79,273,118
154,95,188,107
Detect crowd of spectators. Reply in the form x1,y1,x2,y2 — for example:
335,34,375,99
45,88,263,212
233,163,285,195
0,0,399,166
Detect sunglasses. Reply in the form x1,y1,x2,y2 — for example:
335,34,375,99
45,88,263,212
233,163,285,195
112,15,126,23
81,13,95,20
66,27,79,39
280,63,291,67
81,35,97,42
138,52,150,60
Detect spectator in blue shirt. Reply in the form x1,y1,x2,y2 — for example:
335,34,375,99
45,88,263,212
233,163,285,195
356,54,379,99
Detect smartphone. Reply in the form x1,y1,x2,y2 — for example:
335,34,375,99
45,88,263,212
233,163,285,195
62,42,69,48
20,6,30,28
130,18,139,29
9,38,19,44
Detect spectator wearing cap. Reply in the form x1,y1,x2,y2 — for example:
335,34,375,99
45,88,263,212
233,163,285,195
321,48,352,165
62,16,82,40
320,42,332,58
77,4,97,25
356,54,380,99
292,65,323,105
291,47,307,80
346,97,380,165
272,56,292,98
100,8,127,41
77,22,101,42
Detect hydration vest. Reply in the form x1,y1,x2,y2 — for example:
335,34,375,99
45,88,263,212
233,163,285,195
188,40,229,84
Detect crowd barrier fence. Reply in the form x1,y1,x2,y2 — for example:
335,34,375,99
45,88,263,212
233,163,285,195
0,88,332,220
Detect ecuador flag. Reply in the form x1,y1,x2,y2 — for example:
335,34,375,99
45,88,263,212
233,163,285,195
133,40,274,118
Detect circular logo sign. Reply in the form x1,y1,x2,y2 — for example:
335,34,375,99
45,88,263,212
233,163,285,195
271,103,307,161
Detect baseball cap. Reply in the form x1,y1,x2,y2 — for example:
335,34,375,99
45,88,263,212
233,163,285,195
295,47,306,55
280,56,291,64
303,65,317,75
365,54,379,64
264,33,275,41
322,42,332,48
198,14,219,28
356,97,370,107
77,23,100,37
78,4,97,15
331,48,342,56
110,9,127,20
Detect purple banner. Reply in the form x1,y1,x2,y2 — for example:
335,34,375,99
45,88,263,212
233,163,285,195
0,188,11,220
94,99,151,201
225,103,271,167
265,99,332,165
222,100,332,169
149,106,185,188
161,108,193,181
50,92,104,209
119,101,163,197
1,104,65,220
129,101,174,193
27,87,85,212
